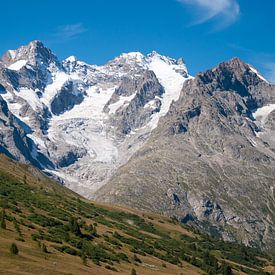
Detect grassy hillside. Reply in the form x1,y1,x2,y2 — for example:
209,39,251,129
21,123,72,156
0,154,274,275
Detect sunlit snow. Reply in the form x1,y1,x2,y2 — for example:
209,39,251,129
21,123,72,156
108,93,136,114
8,60,27,71
253,104,275,125
147,53,191,129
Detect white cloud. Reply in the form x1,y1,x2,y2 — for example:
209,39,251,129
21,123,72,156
178,0,240,30
54,23,87,41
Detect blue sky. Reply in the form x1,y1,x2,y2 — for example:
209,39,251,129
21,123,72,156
1,0,275,82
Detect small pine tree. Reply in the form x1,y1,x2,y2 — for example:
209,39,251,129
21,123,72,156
221,264,233,275
10,243,19,255
133,254,141,263
41,243,48,253
190,255,197,266
89,224,97,237
81,252,87,265
131,268,137,275
69,217,81,236
0,210,6,229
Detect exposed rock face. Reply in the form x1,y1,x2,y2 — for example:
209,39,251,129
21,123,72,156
105,70,165,135
50,81,85,115
95,58,275,250
1,40,62,91
0,94,53,169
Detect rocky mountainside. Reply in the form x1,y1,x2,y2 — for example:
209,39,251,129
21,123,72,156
95,58,275,250
0,41,190,195
0,41,274,250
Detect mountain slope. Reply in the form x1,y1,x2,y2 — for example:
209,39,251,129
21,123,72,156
0,154,274,275
95,58,275,250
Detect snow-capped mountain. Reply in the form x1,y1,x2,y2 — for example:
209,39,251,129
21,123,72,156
0,41,274,249
0,40,191,195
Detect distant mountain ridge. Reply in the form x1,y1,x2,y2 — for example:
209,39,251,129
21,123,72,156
0,41,274,250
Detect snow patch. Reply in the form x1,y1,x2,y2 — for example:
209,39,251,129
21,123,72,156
120,52,144,62
108,93,136,114
8,50,16,59
17,88,43,111
253,104,275,125
147,54,191,129
27,133,46,150
53,86,116,120
65,56,77,63
8,60,27,71
42,72,70,107
144,98,159,109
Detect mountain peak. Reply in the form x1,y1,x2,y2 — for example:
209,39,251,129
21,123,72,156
2,40,60,69
147,51,186,67
225,57,251,71
28,39,45,48
211,57,249,73
200,57,269,86
64,55,78,63
116,52,145,63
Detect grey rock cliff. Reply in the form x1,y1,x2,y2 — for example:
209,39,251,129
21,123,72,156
95,58,275,250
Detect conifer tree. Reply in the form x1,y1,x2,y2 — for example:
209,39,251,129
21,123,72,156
10,243,19,255
41,243,48,253
69,217,81,236
0,210,6,229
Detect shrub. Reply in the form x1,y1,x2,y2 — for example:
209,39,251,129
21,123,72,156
10,243,19,255
105,265,118,271
0,210,6,229
28,213,62,227
221,264,233,275
41,243,48,253
133,254,142,263
69,217,82,236
15,237,25,242
117,252,129,262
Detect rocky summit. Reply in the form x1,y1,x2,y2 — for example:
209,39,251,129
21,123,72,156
0,41,274,250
